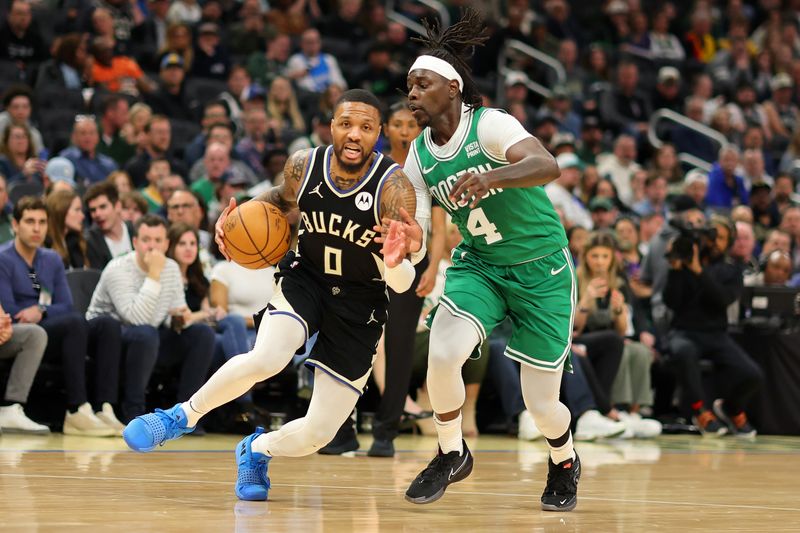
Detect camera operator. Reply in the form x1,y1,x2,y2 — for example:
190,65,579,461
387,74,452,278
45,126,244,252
663,215,763,437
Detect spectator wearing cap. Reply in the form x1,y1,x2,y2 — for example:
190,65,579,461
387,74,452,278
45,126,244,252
546,153,592,229
600,61,652,137
0,0,48,64
749,182,781,240
532,114,559,152
0,86,44,155
246,33,290,89
683,169,709,212
764,73,799,145
652,67,683,112
540,85,581,137
350,43,404,102
58,117,119,186
552,132,577,156
124,115,188,188
144,53,197,122
288,112,333,154
705,146,749,210
597,134,641,206
191,22,231,81
287,28,347,93
577,115,605,165
44,159,78,196
589,197,619,230
633,175,669,219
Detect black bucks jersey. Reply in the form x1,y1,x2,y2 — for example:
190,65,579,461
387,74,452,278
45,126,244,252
296,145,400,291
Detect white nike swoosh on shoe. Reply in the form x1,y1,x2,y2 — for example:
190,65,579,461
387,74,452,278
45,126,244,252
422,163,438,173
550,264,567,276
560,498,567,505
448,451,469,481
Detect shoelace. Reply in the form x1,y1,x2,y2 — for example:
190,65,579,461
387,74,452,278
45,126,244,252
545,462,575,495
417,454,447,483
152,408,183,446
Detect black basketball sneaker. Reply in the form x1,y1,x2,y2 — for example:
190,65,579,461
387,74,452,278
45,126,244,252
541,453,581,512
405,440,473,504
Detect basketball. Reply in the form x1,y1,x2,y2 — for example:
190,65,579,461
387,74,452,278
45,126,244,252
222,200,291,269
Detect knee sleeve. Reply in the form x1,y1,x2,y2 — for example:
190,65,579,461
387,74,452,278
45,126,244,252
520,364,571,439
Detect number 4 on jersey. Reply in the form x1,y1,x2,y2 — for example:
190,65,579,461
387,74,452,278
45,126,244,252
466,207,503,244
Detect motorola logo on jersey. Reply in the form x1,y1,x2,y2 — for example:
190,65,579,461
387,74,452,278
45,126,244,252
355,191,373,211
300,211,377,248
428,163,503,211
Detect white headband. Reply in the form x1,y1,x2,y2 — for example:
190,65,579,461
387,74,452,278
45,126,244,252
409,55,463,92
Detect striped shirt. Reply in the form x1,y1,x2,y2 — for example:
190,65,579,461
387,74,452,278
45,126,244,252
86,253,186,327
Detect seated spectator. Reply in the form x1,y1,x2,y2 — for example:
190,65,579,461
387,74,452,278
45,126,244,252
349,42,404,103
0,86,44,154
229,0,268,57
107,170,134,196
190,142,232,212
235,107,274,178
589,197,618,230
663,215,763,437
124,115,188,187
0,124,44,184
123,103,152,154
288,112,332,154
120,191,148,223
648,10,685,62
86,215,215,419
599,62,651,137
58,116,118,186
576,116,606,166
144,53,198,122
0,0,48,65
84,182,134,269
705,146,748,211
246,32,290,89
166,0,201,25
749,250,792,287
742,149,773,190
773,174,800,214
633,175,669,218
89,36,155,97
546,153,592,229
596,135,641,206
190,23,231,81
0,301,49,434
140,159,171,212
652,67,683,112
763,73,798,148
35,33,89,92
614,216,652,303
157,23,194,73
749,182,780,241
287,28,347,93
130,0,169,72
44,190,90,269
184,101,231,168
730,221,759,278
683,169,709,213
97,95,137,167
649,143,683,195
188,123,257,185
0,197,122,436
266,76,306,146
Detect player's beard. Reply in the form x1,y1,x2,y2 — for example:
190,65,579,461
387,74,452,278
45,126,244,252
333,145,371,174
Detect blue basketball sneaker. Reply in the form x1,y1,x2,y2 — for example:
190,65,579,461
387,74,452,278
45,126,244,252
235,427,271,501
122,404,195,452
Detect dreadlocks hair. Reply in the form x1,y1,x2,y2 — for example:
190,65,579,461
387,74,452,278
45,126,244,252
411,7,489,111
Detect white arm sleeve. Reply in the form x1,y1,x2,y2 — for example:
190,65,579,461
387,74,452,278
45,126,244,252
403,143,431,265
385,258,415,293
476,109,534,161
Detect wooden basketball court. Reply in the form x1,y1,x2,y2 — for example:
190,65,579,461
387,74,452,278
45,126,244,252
1,433,798,531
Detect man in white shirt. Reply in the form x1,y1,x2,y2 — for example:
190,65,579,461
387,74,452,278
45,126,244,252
86,214,215,422
84,182,134,269
545,153,593,229
596,135,641,206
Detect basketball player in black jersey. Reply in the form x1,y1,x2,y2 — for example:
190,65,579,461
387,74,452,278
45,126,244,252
122,90,429,502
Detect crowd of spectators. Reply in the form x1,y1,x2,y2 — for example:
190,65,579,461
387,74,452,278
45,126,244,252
0,0,798,438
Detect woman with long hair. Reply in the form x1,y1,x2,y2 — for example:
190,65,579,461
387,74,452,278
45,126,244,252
0,124,43,183
159,23,194,71
575,232,661,438
266,76,305,143
649,143,683,193
45,190,89,269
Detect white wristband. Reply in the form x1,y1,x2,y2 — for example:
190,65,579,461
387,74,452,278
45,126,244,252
385,259,415,293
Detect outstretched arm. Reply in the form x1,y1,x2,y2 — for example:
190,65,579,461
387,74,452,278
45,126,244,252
449,136,560,208
215,149,312,260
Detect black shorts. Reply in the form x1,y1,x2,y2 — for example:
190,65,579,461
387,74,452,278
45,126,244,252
266,258,387,394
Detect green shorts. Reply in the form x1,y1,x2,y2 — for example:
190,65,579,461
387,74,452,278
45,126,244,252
427,247,575,372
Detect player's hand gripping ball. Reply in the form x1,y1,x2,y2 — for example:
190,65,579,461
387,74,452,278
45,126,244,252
222,201,291,269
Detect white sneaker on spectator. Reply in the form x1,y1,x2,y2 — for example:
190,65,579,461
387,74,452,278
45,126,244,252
95,403,125,434
617,411,662,439
63,403,115,437
0,404,50,435
575,410,627,441
517,410,543,441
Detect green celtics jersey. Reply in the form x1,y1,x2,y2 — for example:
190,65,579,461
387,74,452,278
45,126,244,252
411,107,567,265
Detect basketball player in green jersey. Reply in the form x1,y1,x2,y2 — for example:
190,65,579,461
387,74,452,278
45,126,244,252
399,9,580,511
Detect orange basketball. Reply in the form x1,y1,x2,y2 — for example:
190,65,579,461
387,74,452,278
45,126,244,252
222,200,291,269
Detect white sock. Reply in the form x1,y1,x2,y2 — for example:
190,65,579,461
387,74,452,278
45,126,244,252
434,413,464,455
181,400,206,427
549,432,575,465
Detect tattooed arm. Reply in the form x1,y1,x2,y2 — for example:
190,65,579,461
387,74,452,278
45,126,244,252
215,149,312,260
